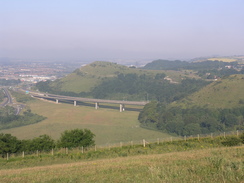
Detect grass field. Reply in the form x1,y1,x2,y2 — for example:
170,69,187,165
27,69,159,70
0,99,170,145
0,145,243,182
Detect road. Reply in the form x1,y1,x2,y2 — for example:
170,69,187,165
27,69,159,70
0,87,23,115
29,92,149,106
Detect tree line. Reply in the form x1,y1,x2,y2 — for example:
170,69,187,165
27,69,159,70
0,79,21,86
139,102,244,136
0,129,95,157
143,60,236,71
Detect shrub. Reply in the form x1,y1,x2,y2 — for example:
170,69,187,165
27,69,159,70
221,136,242,146
240,132,244,144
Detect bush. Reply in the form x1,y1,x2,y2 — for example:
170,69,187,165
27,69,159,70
240,132,244,144
57,129,95,149
221,136,242,146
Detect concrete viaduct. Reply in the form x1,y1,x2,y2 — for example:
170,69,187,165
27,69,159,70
29,92,149,112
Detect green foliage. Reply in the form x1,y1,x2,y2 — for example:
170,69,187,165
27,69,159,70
0,89,5,102
22,135,55,152
10,90,35,103
0,133,21,155
0,107,46,130
139,104,244,136
0,79,21,86
58,129,95,149
240,132,244,144
221,137,242,146
143,60,233,71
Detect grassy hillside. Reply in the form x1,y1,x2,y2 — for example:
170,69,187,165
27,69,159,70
172,74,244,109
1,145,243,182
0,99,170,145
49,61,157,93
47,61,195,94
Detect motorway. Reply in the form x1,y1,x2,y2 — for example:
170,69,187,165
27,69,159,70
29,92,149,106
0,87,23,115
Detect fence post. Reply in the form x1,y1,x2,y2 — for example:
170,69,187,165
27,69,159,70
51,149,54,156
81,146,84,153
7,153,9,160
66,148,68,154
224,132,226,138
143,139,146,147
22,151,25,158
120,142,122,148
130,141,133,146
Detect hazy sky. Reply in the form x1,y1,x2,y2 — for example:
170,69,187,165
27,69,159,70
1,0,244,62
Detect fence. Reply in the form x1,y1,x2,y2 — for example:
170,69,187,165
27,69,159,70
2,130,244,160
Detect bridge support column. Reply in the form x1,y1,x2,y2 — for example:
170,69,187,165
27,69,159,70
56,99,59,104
95,102,99,109
74,101,77,106
120,104,125,112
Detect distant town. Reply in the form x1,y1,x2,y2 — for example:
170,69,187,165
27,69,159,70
0,59,85,83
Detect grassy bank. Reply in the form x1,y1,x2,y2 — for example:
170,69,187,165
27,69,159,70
0,137,243,182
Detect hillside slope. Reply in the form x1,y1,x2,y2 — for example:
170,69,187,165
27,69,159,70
172,74,244,109
48,61,166,93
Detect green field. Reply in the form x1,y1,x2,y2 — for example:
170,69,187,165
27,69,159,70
0,99,170,145
172,74,244,109
0,145,243,182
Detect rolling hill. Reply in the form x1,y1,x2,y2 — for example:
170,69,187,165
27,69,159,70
48,61,166,93
171,74,244,109
37,61,197,95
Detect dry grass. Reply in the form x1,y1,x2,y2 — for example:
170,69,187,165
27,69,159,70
0,146,243,182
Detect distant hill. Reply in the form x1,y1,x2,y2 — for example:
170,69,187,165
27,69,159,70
143,59,232,71
35,61,209,102
171,74,244,109
42,61,165,94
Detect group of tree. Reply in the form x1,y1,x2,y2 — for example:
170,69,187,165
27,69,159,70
143,60,237,71
0,79,21,86
36,73,210,103
143,60,244,79
139,102,244,136
0,129,95,156
0,89,5,102
0,106,46,130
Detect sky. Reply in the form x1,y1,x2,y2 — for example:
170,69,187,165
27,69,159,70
0,0,244,62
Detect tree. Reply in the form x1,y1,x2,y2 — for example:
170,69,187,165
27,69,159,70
0,133,21,156
58,129,95,148
22,135,55,152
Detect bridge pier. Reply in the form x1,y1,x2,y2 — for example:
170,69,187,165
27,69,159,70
95,102,99,109
56,99,59,104
120,104,125,112
74,101,77,106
